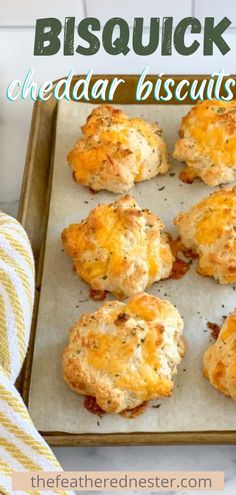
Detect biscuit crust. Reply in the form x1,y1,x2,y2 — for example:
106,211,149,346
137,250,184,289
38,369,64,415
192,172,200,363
174,187,236,284
174,100,236,186
62,195,174,297
67,105,168,193
62,293,185,413
204,311,236,399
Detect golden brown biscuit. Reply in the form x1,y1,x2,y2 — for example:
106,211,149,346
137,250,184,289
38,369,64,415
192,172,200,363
204,310,236,399
174,100,236,186
174,187,236,284
62,195,174,297
67,105,168,193
62,293,185,413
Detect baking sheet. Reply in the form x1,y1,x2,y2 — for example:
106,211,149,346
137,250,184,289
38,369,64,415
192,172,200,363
29,100,236,434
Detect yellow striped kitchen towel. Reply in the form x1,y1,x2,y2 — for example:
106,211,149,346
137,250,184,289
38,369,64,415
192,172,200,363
0,211,71,495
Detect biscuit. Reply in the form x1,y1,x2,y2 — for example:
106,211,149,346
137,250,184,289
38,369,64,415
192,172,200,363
62,195,174,297
204,310,236,399
174,187,236,284
174,100,236,186
67,105,168,193
62,293,185,413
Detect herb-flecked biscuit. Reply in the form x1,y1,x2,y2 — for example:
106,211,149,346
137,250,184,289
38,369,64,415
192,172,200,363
62,293,185,414
174,100,236,186
204,310,236,399
62,195,174,297
67,104,168,193
174,187,236,284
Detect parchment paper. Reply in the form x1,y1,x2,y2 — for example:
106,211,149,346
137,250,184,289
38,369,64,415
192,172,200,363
29,100,236,434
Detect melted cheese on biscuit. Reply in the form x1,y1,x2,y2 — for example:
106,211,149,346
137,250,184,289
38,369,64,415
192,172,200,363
204,311,236,399
174,100,236,186
62,195,173,297
62,293,184,413
67,105,169,193
183,100,236,166
195,194,235,245
174,187,236,284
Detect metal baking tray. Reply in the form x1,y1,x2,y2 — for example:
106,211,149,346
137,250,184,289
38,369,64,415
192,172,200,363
17,74,236,446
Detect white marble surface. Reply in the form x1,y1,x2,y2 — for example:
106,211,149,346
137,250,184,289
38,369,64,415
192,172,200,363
54,445,236,494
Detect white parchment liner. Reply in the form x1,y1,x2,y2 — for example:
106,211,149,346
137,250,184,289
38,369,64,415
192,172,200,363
29,101,236,434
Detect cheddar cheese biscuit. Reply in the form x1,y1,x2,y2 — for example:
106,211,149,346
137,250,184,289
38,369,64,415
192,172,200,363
62,293,185,414
204,310,236,399
174,187,236,284
174,100,236,186
62,195,174,297
67,105,168,193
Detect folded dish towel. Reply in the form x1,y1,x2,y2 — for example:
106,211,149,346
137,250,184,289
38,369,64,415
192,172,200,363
0,211,70,495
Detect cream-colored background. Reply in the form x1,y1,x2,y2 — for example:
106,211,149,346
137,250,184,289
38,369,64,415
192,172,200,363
29,100,236,434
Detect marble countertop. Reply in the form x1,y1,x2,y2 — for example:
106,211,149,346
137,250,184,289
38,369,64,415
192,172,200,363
54,445,236,494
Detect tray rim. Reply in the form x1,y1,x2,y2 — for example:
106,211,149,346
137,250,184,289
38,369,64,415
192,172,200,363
17,74,236,446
